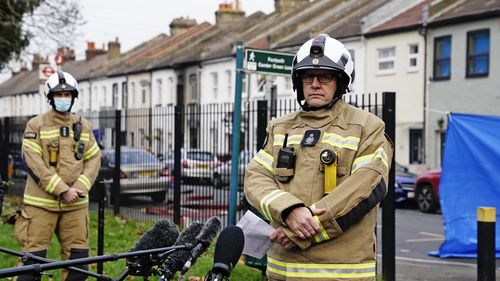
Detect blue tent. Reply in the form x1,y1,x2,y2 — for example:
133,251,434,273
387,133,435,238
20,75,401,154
431,113,500,258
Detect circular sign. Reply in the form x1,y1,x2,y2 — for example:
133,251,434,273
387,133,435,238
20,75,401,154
42,66,55,78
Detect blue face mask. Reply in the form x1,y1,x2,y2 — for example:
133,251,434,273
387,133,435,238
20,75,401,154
54,97,72,112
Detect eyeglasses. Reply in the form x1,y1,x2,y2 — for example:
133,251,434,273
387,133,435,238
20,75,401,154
301,73,336,84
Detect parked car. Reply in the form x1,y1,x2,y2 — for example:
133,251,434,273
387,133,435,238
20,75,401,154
394,162,417,204
100,147,171,203
413,168,441,213
164,149,219,183
213,150,255,189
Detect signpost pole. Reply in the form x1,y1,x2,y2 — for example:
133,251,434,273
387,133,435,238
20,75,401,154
228,41,244,226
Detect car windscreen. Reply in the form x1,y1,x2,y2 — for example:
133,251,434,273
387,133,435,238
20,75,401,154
105,151,160,166
187,151,213,161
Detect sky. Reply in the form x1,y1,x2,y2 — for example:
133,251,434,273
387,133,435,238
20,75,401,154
0,0,275,83
74,0,275,59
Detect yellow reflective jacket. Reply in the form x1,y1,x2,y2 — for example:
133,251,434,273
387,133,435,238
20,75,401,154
244,100,393,281
21,110,101,211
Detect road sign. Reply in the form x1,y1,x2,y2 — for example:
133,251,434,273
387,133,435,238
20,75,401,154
39,64,56,80
244,48,294,75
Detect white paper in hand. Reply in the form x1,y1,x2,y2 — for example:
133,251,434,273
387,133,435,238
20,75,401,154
236,210,275,259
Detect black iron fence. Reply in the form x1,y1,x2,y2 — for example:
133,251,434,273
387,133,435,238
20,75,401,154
1,93,393,226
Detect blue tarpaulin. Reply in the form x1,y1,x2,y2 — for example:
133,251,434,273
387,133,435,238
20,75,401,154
430,113,500,258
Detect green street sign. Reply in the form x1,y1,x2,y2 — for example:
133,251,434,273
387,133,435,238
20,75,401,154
244,48,294,75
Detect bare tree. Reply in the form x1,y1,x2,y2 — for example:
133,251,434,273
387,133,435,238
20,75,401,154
0,0,84,70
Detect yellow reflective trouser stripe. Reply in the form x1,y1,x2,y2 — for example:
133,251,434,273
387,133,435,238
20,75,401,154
273,134,303,146
312,215,329,243
260,190,287,223
352,147,388,173
84,142,99,160
253,150,274,174
40,129,59,139
322,132,360,151
77,175,91,190
24,194,88,208
45,175,61,194
22,139,42,156
267,257,376,278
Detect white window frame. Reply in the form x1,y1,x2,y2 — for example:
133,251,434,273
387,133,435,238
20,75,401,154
226,70,232,98
408,43,419,73
156,79,163,107
377,47,396,75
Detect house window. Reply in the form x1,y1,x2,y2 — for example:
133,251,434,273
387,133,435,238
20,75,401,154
348,49,355,63
409,129,423,164
112,83,119,107
433,35,451,80
156,79,163,107
466,29,489,77
408,44,419,72
285,77,291,90
226,70,232,98
102,86,107,107
242,74,247,94
121,82,128,109
139,128,145,146
131,82,136,106
211,72,218,98
142,88,146,104
189,74,198,101
377,47,395,74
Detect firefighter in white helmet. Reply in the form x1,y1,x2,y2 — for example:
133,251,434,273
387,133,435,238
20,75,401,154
15,71,100,280
244,34,393,281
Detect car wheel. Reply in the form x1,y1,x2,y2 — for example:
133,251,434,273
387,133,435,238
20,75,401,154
213,175,222,189
416,184,438,213
151,191,166,203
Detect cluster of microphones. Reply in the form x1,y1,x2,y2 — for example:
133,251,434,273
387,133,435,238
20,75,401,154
0,216,245,281
130,215,246,280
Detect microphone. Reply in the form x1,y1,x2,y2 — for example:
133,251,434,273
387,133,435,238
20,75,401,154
127,219,179,276
158,221,204,280
206,226,245,281
180,217,222,276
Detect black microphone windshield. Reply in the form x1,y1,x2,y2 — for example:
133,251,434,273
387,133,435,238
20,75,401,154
196,216,222,246
159,221,204,280
212,226,245,277
130,219,179,251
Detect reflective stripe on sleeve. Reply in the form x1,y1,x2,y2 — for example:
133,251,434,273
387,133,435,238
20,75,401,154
260,190,287,223
22,139,42,156
322,132,360,151
24,194,88,208
84,142,100,160
312,215,329,243
45,174,61,194
273,134,285,146
273,134,303,146
77,175,92,190
267,257,376,279
253,150,274,174
351,147,388,173
287,134,303,145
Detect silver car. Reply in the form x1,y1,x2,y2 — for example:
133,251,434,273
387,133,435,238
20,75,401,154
101,147,172,203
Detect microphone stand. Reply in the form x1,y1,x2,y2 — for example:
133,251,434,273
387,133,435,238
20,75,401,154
0,247,110,280
0,244,193,280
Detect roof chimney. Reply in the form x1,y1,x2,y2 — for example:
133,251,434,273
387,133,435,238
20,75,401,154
169,17,197,36
85,41,106,61
215,2,245,27
31,53,49,71
107,37,121,62
274,0,308,13
58,47,76,62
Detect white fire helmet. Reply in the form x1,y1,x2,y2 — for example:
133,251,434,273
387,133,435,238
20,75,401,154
292,34,355,109
43,71,79,100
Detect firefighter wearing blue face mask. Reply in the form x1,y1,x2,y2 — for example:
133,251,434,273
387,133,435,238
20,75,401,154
14,71,101,281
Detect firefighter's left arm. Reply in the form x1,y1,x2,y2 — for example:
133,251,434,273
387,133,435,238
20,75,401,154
282,116,393,249
72,121,101,197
